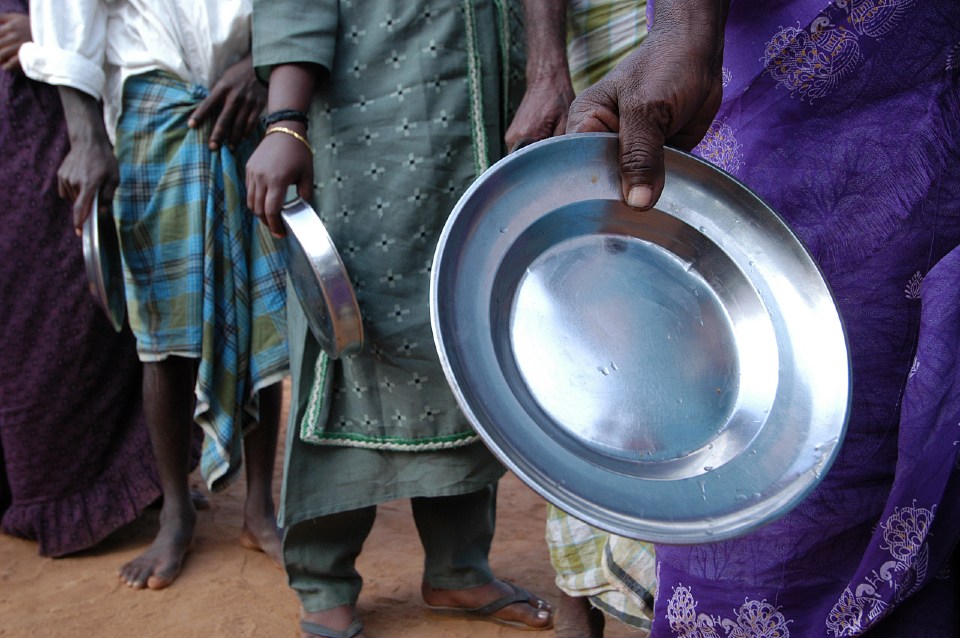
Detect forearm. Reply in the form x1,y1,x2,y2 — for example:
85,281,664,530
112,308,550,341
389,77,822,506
259,62,321,138
55,85,119,229
266,63,320,114
521,0,568,84
504,0,575,148
57,85,111,149
648,0,729,59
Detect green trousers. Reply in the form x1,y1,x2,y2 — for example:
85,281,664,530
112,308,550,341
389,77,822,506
284,484,498,612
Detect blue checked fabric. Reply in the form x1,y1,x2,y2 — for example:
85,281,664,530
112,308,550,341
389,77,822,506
113,71,288,491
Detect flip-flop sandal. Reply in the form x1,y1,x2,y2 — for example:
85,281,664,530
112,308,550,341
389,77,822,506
300,618,363,638
426,582,553,631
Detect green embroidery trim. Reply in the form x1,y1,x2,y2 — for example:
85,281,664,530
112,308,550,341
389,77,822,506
462,0,489,175
299,351,481,451
300,351,330,443
301,429,481,452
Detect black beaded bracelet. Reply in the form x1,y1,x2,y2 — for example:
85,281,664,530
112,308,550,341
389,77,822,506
259,109,310,128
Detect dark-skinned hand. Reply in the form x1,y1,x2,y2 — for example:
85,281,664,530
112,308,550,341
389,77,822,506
188,54,265,150
57,132,119,234
245,123,313,238
54,87,119,233
566,25,724,210
0,12,30,72
505,69,575,152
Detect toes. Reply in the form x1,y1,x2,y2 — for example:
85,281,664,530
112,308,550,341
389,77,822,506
511,601,553,629
118,574,141,589
146,569,178,590
502,585,553,628
117,552,184,591
530,595,553,611
145,553,185,590
118,563,149,589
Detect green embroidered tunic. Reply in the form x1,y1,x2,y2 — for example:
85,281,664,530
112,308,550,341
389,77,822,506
253,0,525,524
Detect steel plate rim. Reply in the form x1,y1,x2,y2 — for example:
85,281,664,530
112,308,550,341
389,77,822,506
281,197,364,359
430,132,852,544
81,192,126,332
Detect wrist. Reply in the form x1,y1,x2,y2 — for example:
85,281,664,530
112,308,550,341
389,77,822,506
267,120,307,136
260,109,310,129
66,116,112,150
650,1,728,60
525,55,570,86
264,124,313,155
57,87,111,147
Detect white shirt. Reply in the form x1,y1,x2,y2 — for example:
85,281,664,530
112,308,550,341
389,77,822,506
21,0,252,134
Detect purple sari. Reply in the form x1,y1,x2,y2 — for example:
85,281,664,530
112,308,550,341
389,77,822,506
649,0,960,635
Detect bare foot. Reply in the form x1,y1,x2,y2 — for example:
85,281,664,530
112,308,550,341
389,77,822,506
556,592,605,638
422,579,553,630
300,605,365,638
239,513,283,568
118,508,196,590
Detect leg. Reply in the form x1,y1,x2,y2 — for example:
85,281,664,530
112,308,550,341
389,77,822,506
238,381,283,566
415,485,553,630
118,357,197,590
556,592,605,638
284,508,376,638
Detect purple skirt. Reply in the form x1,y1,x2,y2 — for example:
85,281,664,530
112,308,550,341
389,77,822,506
0,17,162,557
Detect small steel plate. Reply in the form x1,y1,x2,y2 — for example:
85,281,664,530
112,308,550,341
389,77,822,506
430,133,851,543
281,197,363,359
81,193,126,332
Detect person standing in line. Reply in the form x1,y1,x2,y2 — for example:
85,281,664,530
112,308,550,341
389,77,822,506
20,0,289,589
0,0,164,560
245,1,572,636
562,0,960,633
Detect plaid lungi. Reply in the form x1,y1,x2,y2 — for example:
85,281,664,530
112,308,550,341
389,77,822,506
114,71,288,491
546,504,656,631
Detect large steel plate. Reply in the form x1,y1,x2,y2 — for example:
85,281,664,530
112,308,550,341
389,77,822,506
430,133,850,543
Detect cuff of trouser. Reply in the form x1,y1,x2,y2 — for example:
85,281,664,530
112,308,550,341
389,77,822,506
297,588,361,614
423,571,494,591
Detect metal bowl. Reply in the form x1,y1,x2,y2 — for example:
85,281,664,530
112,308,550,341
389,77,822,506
81,193,126,332
280,197,363,359
430,133,850,543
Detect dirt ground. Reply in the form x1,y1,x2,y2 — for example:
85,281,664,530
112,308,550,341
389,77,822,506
0,381,641,638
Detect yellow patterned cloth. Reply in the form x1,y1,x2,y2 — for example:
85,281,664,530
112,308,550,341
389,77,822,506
567,0,648,93
546,504,656,631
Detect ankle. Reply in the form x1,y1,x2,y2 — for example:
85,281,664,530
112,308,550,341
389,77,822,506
158,502,198,528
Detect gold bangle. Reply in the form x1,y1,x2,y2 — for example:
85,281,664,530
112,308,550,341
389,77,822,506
265,125,314,155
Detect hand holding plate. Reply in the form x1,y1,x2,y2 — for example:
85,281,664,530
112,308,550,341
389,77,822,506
566,4,726,211
54,86,119,234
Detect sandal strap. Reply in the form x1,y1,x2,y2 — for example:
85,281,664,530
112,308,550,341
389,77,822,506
472,583,534,615
299,618,363,638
